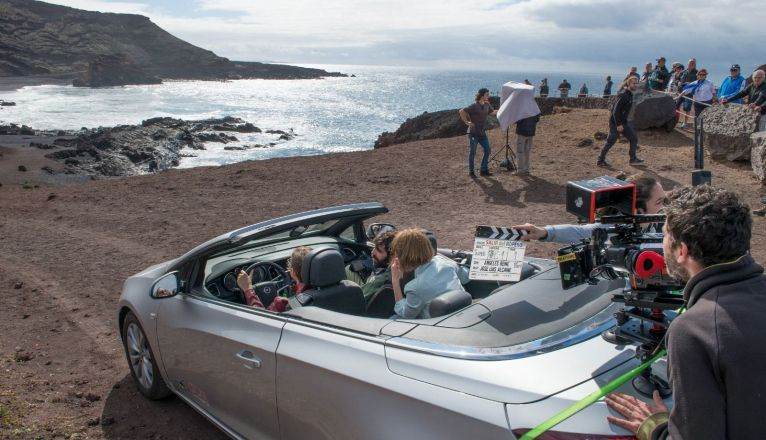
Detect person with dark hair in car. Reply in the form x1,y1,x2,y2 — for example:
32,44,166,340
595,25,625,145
236,246,312,312
606,185,766,440
390,228,466,319
355,230,397,302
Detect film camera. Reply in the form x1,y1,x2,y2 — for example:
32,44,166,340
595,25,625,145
556,176,685,302
556,177,685,395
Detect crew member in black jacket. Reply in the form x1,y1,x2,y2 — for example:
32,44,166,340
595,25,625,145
606,185,766,440
597,76,642,167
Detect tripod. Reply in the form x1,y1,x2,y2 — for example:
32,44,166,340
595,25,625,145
489,127,517,172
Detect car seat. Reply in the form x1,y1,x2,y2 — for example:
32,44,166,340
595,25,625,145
428,289,472,318
296,248,366,315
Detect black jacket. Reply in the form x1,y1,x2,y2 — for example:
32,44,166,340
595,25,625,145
727,82,766,114
653,254,766,439
515,115,540,137
610,88,633,126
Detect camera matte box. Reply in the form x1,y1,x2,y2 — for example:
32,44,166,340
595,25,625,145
566,176,636,222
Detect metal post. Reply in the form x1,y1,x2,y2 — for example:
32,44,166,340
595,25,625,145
692,113,712,186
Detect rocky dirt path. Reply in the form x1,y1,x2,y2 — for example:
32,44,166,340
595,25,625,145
1,108,764,439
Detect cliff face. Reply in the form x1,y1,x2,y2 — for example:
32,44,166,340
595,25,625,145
0,0,344,81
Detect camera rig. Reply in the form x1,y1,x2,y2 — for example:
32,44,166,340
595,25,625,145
556,177,687,396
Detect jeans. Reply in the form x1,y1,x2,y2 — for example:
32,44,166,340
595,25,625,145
468,133,491,173
599,121,638,161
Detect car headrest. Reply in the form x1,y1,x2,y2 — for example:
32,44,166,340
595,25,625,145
301,248,346,288
428,289,472,318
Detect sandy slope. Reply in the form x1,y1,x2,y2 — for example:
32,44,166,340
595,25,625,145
1,108,764,439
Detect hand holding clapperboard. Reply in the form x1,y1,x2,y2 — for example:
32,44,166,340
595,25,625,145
470,226,528,282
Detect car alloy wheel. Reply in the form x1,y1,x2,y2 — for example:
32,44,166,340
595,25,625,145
122,312,170,400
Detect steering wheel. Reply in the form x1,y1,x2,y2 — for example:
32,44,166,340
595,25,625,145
241,261,293,307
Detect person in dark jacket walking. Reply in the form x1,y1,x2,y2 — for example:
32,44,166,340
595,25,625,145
606,185,766,440
514,114,540,175
597,76,642,167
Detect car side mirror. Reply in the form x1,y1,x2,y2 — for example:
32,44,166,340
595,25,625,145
365,223,395,241
151,272,180,299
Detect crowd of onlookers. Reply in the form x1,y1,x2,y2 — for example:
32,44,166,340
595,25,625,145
530,57,765,131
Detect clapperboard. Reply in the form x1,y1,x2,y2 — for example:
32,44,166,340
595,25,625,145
469,226,528,282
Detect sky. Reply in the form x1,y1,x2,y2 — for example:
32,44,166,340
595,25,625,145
44,0,766,76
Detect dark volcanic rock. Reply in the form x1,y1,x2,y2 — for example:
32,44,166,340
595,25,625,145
73,54,161,88
628,86,677,131
704,104,760,161
375,96,611,149
38,117,258,177
0,0,346,82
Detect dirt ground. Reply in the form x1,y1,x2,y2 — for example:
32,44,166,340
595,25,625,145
1,108,764,439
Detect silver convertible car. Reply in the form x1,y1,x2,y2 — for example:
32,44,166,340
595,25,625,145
117,203,663,440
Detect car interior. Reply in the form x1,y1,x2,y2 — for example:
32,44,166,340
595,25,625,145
199,217,543,320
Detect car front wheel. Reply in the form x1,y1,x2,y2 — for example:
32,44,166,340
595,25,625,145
122,311,171,400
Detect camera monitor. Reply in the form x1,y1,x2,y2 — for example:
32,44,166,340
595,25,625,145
565,176,636,222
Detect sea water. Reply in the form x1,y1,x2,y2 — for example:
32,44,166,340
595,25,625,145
0,65,627,168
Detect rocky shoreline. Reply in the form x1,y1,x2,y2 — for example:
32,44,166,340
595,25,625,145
0,117,296,178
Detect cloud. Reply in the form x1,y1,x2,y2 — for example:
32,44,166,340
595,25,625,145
41,0,766,76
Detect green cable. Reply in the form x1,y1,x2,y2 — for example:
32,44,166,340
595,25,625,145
518,349,667,440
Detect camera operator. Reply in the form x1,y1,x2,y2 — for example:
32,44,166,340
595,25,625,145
513,176,664,243
606,185,766,439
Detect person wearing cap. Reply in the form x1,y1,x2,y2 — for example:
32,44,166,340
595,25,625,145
678,68,715,122
648,57,670,91
717,64,747,104
459,88,497,177
666,62,684,93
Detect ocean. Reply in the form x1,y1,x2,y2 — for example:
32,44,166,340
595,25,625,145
0,65,716,169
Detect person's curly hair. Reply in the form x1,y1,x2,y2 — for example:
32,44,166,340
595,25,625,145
372,230,397,257
663,185,751,266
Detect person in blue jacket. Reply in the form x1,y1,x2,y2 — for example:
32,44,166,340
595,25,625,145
717,64,746,103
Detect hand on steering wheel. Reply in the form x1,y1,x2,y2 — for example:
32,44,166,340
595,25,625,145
241,261,294,303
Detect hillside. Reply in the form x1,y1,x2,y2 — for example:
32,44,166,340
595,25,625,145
0,0,344,81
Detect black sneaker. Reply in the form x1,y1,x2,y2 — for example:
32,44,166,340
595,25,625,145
597,160,610,167
479,170,493,176
469,171,477,178
629,157,645,164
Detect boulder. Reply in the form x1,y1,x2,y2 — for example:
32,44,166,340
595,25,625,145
751,131,766,182
628,86,677,130
703,105,759,161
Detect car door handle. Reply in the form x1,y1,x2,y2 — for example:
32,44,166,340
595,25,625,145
235,350,262,369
